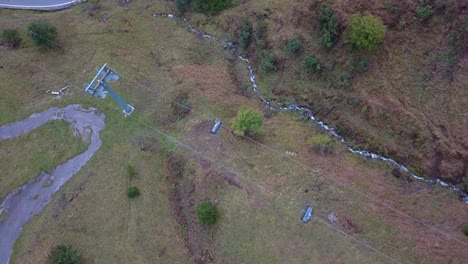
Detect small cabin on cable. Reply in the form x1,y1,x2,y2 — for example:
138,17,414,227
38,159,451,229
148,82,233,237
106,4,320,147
301,205,314,223
211,119,222,134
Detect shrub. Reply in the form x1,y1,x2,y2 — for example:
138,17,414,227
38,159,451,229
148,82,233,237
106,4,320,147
2,29,22,48
193,0,232,15
307,134,335,156
171,91,190,119
231,107,264,137
125,164,136,178
464,224,468,236
49,244,80,264
317,6,340,48
345,14,386,51
127,186,140,198
27,20,58,48
196,202,218,225
260,53,277,72
416,5,433,21
304,55,322,73
176,0,190,14
286,36,302,56
356,58,369,73
239,18,253,50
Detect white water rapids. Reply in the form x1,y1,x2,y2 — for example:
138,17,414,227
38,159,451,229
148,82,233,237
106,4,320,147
152,12,468,203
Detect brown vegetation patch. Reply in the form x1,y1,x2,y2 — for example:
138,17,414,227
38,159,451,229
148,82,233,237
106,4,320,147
172,64,245,105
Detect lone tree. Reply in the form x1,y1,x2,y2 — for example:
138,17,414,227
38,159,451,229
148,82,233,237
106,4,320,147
49,244,80,264
196,202,218,225
307,134,335,156
345,14,386,51
2,29,22,48
231,107,264,137
27,20,58,48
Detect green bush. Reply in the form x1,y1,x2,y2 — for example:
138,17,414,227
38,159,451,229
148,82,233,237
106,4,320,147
286,36,302,56
49,244,80,264
345,14,386,51
27,20,58,48
304,55,322,73
193,0,232,15
176,0,190,14
356,58,369,73
317,6,340,48
260,53,277,72
239,18,253,50
463,224,468,236
127,186,140,198
231,107,264,137
2,29,22,48
307,134,335,156
196,202,218,225
416,5,433,21
125,164,136,178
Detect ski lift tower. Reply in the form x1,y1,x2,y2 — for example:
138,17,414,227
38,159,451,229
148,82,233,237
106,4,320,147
84,63,135,116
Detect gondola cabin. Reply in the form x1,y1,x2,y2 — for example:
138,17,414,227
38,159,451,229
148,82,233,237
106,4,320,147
301,205,314,223
211,119,222,134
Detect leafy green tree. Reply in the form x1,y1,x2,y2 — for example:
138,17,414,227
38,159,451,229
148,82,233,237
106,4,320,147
345,14,386,51
260,53,278,72
193,0,232,15
2,29,22,48
196,202,218,225
27,20,58,48
49,244,80,264
239,18,253,50
231,108,264,137
307,134,335,156
317,6,340,48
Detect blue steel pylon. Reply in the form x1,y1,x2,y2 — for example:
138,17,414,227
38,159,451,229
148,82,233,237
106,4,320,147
84,63,135,116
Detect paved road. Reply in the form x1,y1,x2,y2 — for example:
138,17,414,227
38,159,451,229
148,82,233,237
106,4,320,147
0,105,105,264
0,0,84,11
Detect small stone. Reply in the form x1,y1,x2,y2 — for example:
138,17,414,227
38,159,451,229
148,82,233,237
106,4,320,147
328,213,337,223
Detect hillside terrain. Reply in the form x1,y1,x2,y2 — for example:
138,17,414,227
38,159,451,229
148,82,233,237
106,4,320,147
0,0,467,263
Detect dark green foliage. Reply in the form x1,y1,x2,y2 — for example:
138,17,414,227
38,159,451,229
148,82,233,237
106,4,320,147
304,55,322,73
286,36,302,56
307,134,336,156
231,107,264,137
127,186,140,198
171,91,191,119
196,202,218,225
28,20,58,48
193,0,233,15
239,18,253,50
416,4,433,21
176,0,190,14
49,244,80,264
125,164,136,178
356,58,369,73
317,6,340,48
463,224,468,236
260,53,277,72
345,14,386,51
2,29,22,48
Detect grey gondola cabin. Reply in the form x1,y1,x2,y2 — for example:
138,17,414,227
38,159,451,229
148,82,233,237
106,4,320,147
301,205,313,223
211,119,222,134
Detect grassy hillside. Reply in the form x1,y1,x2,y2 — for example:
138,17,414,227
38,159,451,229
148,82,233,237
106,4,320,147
1,0,467,263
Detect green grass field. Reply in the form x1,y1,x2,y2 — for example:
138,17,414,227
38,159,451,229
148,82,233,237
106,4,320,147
1,1,467,263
